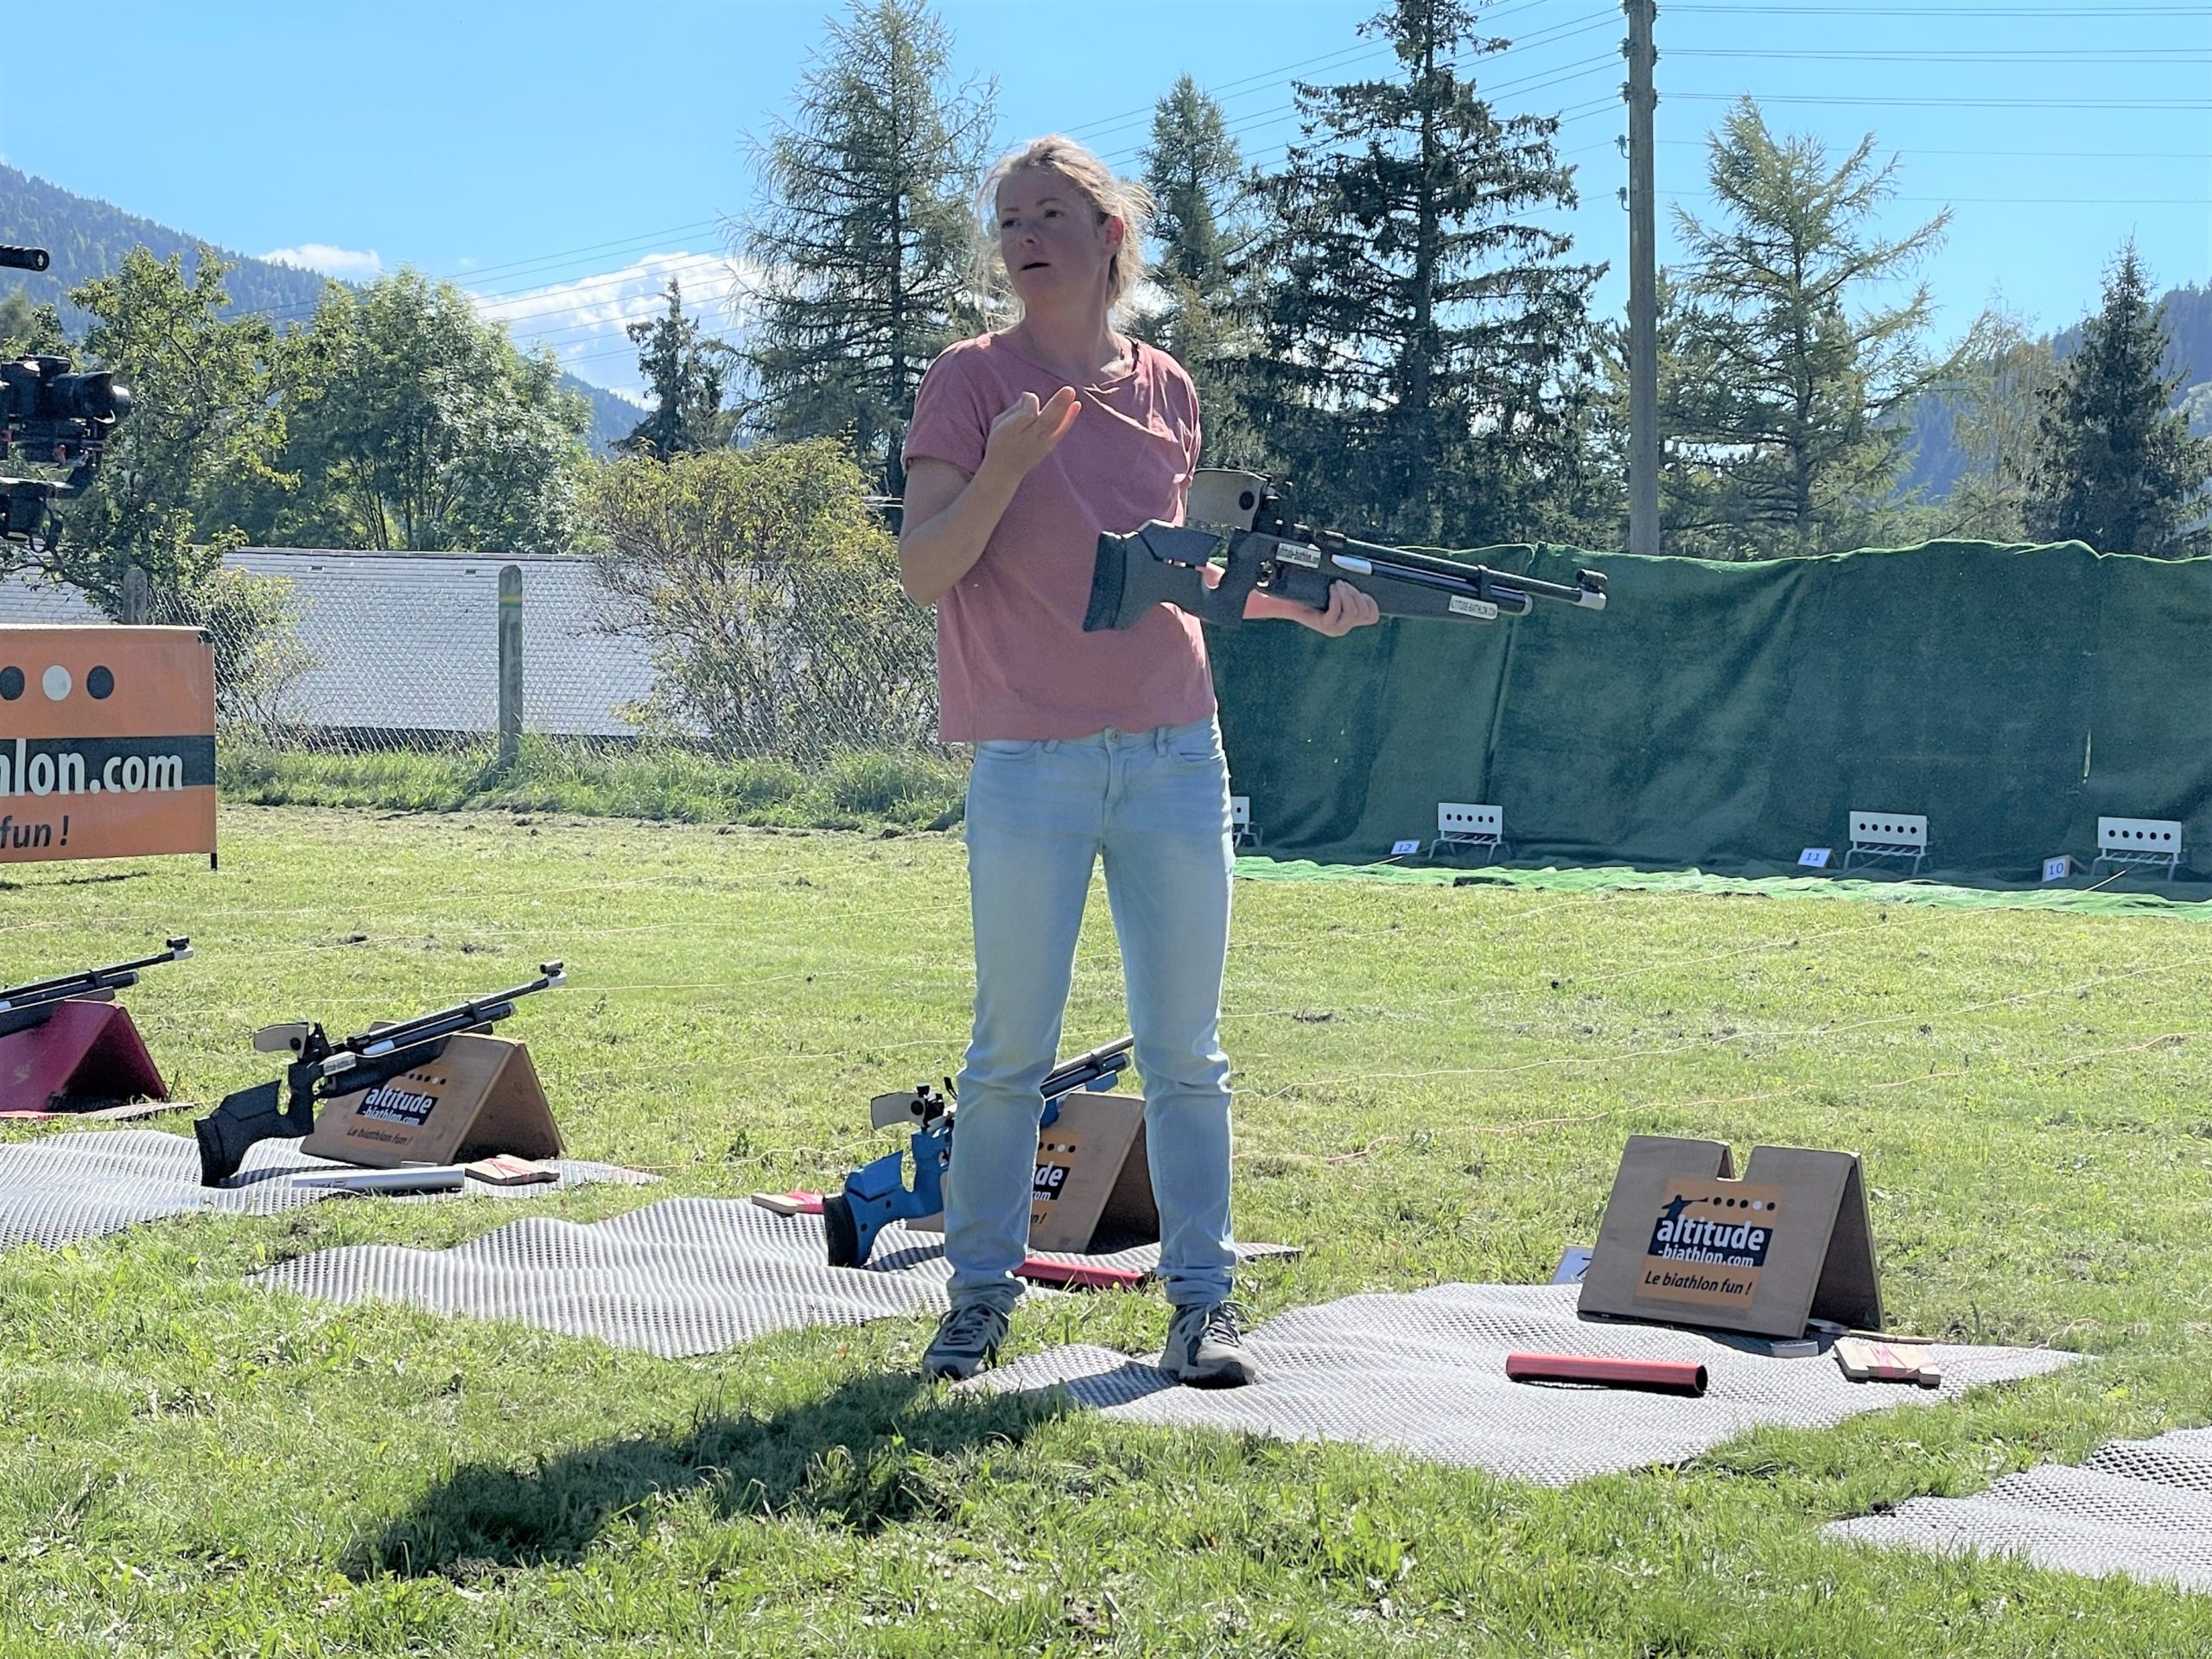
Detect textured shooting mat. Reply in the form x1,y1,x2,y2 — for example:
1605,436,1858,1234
0,1129,651,1250
963,1283,2078,1486
253,1197,1300,1357
1827,1427,2212,1593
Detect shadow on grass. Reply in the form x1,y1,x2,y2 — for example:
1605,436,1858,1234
0,869,150,892
355,1367,1071,1578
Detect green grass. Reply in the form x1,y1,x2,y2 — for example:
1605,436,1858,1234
3,804,2211,1656
217,737,968,830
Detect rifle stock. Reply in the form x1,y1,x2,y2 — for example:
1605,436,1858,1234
194,1079,315,1186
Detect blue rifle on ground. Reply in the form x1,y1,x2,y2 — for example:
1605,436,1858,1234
0,938,191,1039
823,1034,1136,1269
1084,468,1608,632
193,963,565,1185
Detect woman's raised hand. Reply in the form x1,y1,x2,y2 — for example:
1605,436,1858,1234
982,388,1080,481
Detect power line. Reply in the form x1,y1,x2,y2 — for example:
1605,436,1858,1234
229,219,732,326
1656,139,2212,157
1062,0,1593,143
1668,91,2212,108
1673,48,2212,61
1096,35,1625,168
1668,3,2212,15
1664,193,2212,206
1106,54,1624,171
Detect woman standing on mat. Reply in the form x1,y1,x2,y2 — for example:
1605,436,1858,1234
896,135,1377,1387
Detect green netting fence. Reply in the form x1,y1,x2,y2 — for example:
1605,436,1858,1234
1210,537,2212,888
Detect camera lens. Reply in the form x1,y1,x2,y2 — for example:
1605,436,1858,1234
53,372,129,423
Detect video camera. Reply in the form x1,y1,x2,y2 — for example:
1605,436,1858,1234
1,244,132,549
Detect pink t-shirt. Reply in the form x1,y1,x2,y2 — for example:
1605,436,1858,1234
901,331,1216,742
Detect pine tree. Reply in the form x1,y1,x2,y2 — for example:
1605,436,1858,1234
1137,76,1257,464
740,0,994,496
1237,0,1600,547
2025,245,2212,557
620,279,738,459
1658,99,1948,559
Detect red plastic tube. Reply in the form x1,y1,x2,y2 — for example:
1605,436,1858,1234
1017,1257,1147,1290
1505,1352,1708,1396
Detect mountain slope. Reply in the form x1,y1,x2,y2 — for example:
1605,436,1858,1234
1903,281,2210,499
0,162,638,452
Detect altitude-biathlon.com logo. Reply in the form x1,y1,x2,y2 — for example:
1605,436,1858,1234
1636,1185,1782,1306
359,1084,441,1126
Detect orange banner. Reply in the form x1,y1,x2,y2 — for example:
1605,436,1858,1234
0,626,217,865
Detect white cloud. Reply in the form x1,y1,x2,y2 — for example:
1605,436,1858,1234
468,251,761,399
259,243,385,280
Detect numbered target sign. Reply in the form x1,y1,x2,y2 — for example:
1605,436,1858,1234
0,626,216,865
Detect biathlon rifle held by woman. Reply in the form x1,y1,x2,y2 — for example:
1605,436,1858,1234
1084,469,1608,632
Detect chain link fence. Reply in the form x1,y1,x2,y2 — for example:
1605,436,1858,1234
125,549,943,764
0,549,964,821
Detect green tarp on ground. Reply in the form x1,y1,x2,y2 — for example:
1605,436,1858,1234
1209,538,2212,886
1233,857,2212,918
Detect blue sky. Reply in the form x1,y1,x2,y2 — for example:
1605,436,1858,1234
3,0,2206,403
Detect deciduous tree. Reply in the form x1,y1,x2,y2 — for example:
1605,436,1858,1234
275,270,589,554
50,248,288,607
588,439,935,759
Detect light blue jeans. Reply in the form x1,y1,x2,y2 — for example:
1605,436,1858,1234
946,715,1236,1313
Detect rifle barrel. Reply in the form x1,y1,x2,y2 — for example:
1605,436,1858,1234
1043,1034,1136,1097
1316,534,1605,606
329,964,565,1063
0,938,191,1012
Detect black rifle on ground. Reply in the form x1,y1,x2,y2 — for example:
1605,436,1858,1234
0,938,192,1039
1085,469,1607,632
1,244,132,550
194,963,566,1185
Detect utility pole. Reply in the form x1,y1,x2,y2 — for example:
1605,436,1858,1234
1624,0,1660,557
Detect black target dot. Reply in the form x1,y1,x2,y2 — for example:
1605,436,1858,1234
0,666,21,701
86,666,114,699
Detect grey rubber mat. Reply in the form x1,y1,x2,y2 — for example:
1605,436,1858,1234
1827,1426,2212,1592
254,1198,1300,1357
0,1129,651,1250
963,1283,2079,1485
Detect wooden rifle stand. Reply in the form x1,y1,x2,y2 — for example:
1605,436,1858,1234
0,1001,169,1118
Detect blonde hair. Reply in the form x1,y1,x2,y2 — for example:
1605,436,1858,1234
976,136,1154,318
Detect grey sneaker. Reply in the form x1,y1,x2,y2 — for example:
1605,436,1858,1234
1163,1300,1263,1389
923,1300,1008,1381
